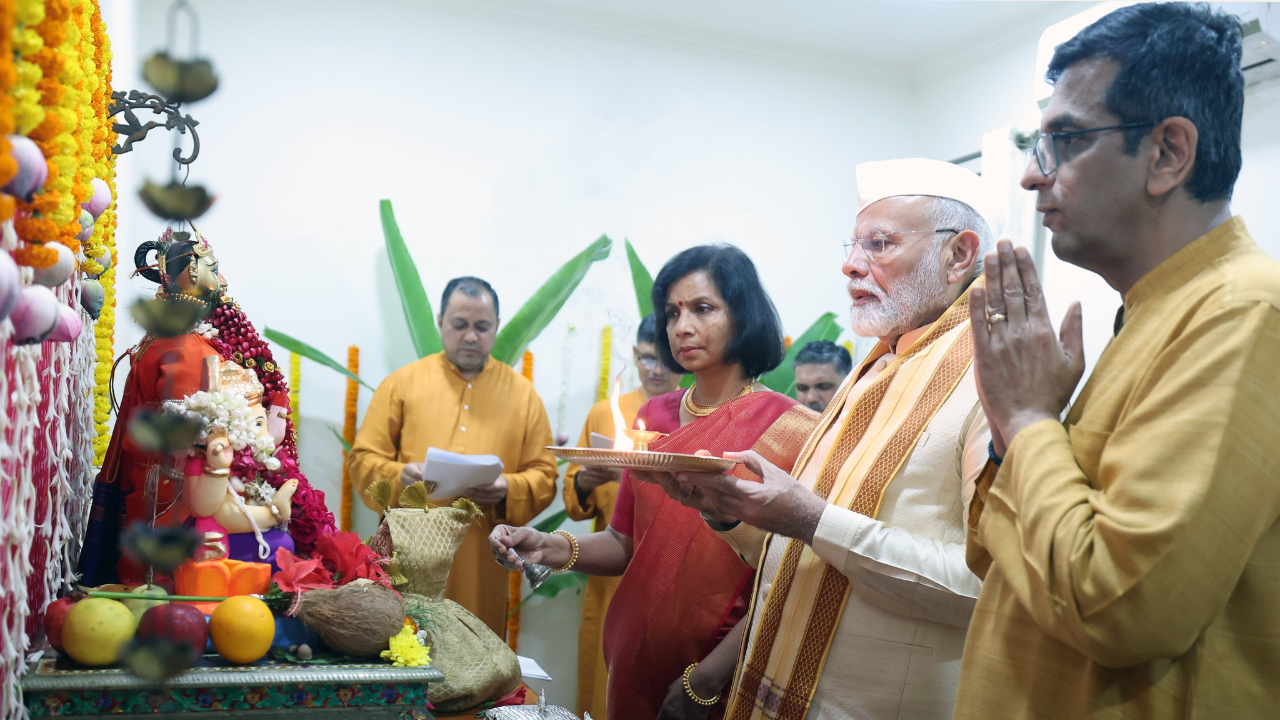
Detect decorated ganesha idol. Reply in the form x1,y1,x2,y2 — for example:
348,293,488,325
78,226,334,588
165,357,298,567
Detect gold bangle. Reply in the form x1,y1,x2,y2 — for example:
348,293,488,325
682,663,721,706
550,530,579,573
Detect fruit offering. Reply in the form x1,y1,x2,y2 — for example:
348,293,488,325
209,595,274,664
137,604,209,664
62,598,137,667
122,584,169,622
43,597,78,654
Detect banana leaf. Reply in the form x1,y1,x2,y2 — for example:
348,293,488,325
491,235,612,365
264,328,371,389
531,508,568,533
381,199,442,359
514,572,587,610
625,239,654,318
757,313,843,396
329,425,352,453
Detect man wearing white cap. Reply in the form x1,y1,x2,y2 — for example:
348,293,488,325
642,157,997,720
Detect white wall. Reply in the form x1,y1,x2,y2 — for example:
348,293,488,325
109,0,916,701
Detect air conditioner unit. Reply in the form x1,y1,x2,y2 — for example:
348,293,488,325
1034,2,1280,108
1235,4,1280,87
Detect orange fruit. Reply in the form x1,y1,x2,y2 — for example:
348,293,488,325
208,595,275,664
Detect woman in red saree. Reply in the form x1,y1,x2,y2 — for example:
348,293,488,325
490,245,817,720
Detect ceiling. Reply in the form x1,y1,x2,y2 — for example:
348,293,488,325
406,0,1100,83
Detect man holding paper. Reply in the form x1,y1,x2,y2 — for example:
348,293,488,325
349,276,558,636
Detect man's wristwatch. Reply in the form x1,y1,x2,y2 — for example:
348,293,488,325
700,512,741,532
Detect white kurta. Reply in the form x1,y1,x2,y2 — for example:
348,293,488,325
720,329,990,720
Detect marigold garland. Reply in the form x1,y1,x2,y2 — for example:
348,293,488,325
90,0,117,464
289,351,301,423
506,350,536,652
597,325,611,403
340,345,359,532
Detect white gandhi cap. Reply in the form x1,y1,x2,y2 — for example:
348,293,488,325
855,157,1005,240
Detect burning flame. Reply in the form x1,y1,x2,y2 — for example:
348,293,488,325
610,374,635,451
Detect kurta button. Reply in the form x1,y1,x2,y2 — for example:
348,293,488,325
464,405,469,410
461,426,467,432
762,582,773,596
467,384,472,389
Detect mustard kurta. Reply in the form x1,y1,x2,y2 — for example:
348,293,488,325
562,389,645,720
349,352,558,637
958,217,1280,718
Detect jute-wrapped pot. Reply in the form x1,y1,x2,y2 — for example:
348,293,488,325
369,482,521,712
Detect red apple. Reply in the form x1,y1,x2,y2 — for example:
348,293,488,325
137,604,209,663
44,597,78,654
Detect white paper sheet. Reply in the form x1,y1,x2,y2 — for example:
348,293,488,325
589,432,614,449
421,447,504,498
518,655,553,681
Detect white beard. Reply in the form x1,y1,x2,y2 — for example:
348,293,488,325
847,250,950,338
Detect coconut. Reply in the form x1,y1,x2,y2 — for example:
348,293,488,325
11,286,59,344
80,278,105,319
48,304,83,343
0,250,19,323
76,209,94,242
4,136,47,202
296,581,404,658
32,242,75,287
83,177,112,219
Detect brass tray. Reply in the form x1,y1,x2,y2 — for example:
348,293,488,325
550,446,738,473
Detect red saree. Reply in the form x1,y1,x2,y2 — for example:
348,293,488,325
603,390,817,720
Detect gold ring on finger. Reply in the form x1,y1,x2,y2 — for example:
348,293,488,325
987,312,1007,323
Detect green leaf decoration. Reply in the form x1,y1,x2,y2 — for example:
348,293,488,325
757,313,843,396
328,425,352,453
513,572,587,610
381,199,442,359
531,509,567,533
491,235,613,365
625,239,654,318
264,328,371,389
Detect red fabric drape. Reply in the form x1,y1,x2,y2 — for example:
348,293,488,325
603,391,807,720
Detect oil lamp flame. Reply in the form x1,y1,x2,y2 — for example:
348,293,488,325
610,374,635,451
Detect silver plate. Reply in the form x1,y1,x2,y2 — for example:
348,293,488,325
549,447,738,473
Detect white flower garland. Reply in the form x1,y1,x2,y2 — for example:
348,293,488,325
163,391,281,471
193,322,218,339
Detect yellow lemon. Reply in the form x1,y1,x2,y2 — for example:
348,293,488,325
62,598,136,667
209,595,275,664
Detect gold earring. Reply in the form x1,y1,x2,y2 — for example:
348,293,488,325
188,263,199,283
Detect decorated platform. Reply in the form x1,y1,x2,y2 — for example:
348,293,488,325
23,656,444,719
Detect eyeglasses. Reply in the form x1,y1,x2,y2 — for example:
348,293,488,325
637,356,661,371
843,229,959,260
1030,122,1157,175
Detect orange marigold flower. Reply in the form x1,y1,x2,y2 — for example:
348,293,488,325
14,244,58,269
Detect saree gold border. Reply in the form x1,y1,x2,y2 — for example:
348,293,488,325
731,285,978,720
773,323,975,720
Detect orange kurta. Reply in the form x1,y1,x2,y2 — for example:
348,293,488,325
563,388,645,719
349,352,558,636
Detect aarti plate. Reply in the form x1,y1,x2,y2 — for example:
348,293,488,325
550,446,739,473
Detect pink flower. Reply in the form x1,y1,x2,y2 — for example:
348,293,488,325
272,547,335,593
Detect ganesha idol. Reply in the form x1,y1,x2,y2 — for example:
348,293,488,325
167,357,298,567
78,227,335,588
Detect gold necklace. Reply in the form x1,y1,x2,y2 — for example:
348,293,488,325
683,381,754,417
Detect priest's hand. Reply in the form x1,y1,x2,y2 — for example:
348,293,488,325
488,525,572,570
969,241,1086,455
674,451,828,544
468,476,509,505
400,462,425,487
576,465,621,492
